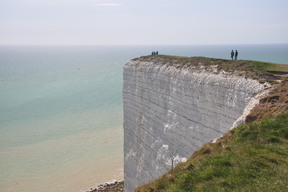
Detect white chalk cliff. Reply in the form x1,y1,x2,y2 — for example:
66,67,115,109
123,57,267,192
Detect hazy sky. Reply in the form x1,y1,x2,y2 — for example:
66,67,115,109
1,0,288,45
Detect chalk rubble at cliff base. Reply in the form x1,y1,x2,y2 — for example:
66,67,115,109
85,181,124,192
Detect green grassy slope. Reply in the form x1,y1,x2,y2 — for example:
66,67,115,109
136,113,288,192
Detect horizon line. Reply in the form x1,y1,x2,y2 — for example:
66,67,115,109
1,43,288,46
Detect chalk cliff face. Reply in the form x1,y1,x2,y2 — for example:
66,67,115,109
123,58,266,192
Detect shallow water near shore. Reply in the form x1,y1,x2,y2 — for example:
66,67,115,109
0,45,287,192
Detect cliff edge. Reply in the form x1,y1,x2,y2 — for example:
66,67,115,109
123,56,288,192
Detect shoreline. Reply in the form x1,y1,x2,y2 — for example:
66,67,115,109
84,181,124,192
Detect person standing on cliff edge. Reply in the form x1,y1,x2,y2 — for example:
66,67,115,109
235,50,238,60
231,50,234,60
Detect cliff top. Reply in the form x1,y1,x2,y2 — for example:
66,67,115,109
133,55,288,84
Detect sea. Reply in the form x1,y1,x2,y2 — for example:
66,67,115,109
0,44,287,192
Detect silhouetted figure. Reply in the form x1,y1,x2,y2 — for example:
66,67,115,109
235,50,238,60
156,51,158,55
152,52,155,55
231,50,234,60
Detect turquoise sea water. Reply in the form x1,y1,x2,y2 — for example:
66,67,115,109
0,45,287,192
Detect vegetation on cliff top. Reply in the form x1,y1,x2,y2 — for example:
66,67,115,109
135,56,288,192
134,55,288,84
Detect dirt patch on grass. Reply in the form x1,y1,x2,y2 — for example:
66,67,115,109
246,77,288,123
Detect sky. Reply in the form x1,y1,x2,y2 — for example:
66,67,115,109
0,0,288,45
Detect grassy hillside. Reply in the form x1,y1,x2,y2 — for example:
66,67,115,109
135,57,288,192
136,112,288,192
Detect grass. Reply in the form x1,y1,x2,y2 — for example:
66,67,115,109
136,113,288,192
134,55,288,83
